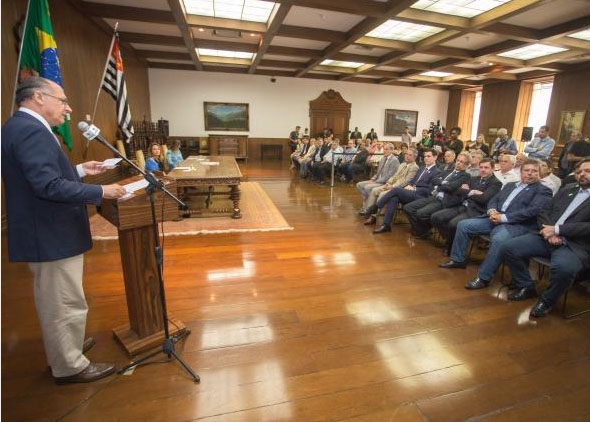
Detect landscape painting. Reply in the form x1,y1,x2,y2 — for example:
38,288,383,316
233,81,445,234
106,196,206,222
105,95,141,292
204,102,249,131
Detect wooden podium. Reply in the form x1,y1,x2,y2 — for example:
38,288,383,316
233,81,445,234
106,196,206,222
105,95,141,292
99,175,187,356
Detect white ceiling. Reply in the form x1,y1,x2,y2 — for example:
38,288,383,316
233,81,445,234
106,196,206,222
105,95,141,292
80,0,590,89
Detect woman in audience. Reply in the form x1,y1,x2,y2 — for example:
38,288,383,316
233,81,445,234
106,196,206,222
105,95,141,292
166,140,183,170
145,142,168,173
467,133,490,156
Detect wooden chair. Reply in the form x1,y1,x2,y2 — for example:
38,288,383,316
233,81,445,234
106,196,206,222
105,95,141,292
135,149,146,171
532,256,590,319
116,140,127,159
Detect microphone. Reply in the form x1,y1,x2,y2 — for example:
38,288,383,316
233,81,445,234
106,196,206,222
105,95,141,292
78,121,103,142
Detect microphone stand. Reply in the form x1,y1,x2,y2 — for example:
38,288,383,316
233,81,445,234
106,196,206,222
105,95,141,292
91,135,199,383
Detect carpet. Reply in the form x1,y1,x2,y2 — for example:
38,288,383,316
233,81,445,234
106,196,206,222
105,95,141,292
89,182,292,240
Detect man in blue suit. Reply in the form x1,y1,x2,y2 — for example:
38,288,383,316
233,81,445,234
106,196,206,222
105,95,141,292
502,159,590,317
1,77,126,384
371,149,440,233
439,159,552,289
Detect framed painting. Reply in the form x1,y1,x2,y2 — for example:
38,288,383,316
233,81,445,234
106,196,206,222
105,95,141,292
557,110,586,144
384,109,418,136
204,102,249,131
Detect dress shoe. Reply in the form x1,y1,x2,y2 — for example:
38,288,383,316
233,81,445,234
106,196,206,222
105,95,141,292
439,260,467,269
373,225,391,234
507,287,538,301
54,362,116,385
464,277,490,290
530,299,554,318
363,216,376,225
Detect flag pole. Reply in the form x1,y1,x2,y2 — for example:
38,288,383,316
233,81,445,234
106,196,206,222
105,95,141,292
11,0,33,112
90,23,118,123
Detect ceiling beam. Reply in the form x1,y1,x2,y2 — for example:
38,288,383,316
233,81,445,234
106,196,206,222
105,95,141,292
266,45,323,58
331,52,380,64
250,1,293,74
80,2,175,24
135,50,191,60
277,25,346,43
277,0,386,17
194,39,258,53
118,32,184,47
185,15,267,33
168,0,202,71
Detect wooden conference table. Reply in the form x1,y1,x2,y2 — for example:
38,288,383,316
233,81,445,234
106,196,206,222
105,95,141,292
167,155,243,219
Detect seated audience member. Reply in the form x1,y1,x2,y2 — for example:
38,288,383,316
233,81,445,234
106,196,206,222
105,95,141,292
356,143,399,214
312,140,343,184
298,138,318,179
467,150,483,177
524,125,555,159
557,130,583,179
403,151,472,239
431,158,502,255
291,136,310,169
145,142,168,173
367,140,384,167
514,152,526,172
362,147,419,222
439,159,553,291
467,133,490,157
166,140,183,170
372,149,440,234
393,142,409,163
502,159,590,316
491,128,517,160
342,144,370,183
309,138,331,180
539,158,561,195
439,150,456,172
494,154,519,186
565,132,590,181
337,140,357,180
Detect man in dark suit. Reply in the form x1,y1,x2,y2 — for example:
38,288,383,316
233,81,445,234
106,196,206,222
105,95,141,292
372,149,440,233
431,158,502,255
439,159,553,290
502,159,590,317
403,151,472,239
1,77,126,384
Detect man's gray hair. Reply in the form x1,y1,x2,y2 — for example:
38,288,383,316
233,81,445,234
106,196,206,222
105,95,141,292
15,77,52,106
497,128,508,136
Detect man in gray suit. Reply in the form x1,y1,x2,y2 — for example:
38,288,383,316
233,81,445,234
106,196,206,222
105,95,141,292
356,143,399,213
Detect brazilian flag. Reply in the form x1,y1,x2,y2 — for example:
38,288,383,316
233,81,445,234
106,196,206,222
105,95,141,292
20,0,72,151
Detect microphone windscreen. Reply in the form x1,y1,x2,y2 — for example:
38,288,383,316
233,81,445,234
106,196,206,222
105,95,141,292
78,121,89,132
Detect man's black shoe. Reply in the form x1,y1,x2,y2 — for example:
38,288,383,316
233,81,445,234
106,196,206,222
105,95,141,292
508,287,537,301
464,277,490,290
439,260,467,269
530,300,553,318
373,225,391,234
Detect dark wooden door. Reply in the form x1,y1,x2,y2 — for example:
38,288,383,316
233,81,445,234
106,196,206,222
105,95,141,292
309,90,351,140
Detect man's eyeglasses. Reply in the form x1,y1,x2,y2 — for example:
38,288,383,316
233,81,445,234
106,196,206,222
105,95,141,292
40,92,69,106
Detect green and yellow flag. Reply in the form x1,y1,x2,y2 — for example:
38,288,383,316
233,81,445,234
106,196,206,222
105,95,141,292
19,0,72,150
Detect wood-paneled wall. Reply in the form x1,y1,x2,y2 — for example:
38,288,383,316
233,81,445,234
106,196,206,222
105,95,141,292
478,80,521,145
546,68,590,146
1,0,151,165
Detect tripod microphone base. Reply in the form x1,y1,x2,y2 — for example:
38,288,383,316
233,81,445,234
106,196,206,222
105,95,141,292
113,317,188,357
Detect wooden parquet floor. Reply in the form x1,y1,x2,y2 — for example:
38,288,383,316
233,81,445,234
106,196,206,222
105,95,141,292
2,160,590,421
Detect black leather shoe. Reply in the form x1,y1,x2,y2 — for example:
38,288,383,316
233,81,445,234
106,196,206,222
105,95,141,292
507,287,538,301
530,300,554,318
363,216,376,225
54,362,115,385
439,260,467,269
373,225,391,234
464,277,490,290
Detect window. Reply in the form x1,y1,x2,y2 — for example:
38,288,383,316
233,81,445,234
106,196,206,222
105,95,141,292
471,91,482,140
526,81,553,133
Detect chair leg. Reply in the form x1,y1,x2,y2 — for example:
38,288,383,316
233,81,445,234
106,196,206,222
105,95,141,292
561,283,590,319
